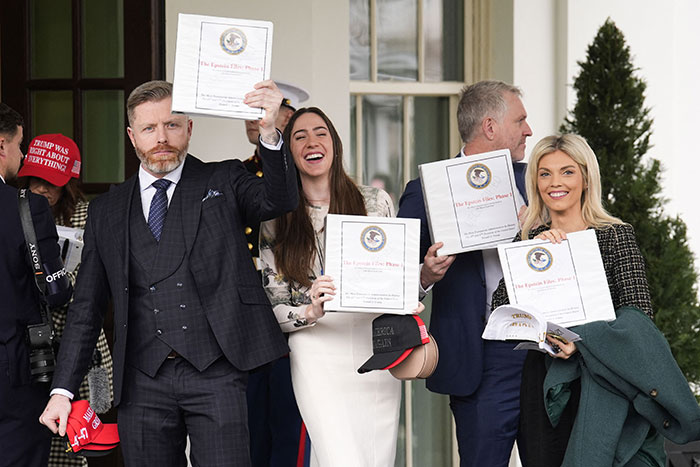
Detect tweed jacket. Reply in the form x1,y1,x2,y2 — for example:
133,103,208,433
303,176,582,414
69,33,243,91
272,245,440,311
50,201,113,405
49,200,113,467
52,144,298,405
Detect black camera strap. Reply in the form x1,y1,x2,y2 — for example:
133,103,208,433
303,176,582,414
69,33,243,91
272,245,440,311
18,188,53,329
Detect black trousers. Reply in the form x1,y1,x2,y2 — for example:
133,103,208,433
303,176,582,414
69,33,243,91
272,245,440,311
518,352,659,467
518,351,581,467
247,355,306,467
0,344,51,467
119,355,250,467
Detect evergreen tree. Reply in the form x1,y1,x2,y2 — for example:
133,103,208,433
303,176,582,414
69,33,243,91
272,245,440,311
561,18,700,384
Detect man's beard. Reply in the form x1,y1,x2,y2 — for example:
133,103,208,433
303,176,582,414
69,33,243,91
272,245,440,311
134,143,187,175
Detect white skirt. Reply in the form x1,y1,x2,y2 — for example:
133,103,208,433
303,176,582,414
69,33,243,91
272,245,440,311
288,311,401,467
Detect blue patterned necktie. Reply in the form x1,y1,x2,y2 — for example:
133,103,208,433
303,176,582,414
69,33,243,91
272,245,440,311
148,178,172,241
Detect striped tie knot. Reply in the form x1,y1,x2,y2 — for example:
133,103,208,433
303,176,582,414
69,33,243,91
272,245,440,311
148,179,172,241
152,178,171,192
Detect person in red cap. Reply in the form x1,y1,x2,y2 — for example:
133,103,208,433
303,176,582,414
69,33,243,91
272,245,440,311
19,134,84,223
18,134,114,467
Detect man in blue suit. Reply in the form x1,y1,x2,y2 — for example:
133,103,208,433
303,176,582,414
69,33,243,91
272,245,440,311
398,81,532,466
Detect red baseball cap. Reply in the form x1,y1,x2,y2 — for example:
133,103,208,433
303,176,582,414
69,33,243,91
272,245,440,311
64,400,120,457
18,133,81,187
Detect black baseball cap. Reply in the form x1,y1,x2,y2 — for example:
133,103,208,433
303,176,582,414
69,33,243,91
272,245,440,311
358,314,430,373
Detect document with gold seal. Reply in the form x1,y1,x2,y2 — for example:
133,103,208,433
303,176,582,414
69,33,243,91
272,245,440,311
419,149,525,256
497,229,615,327
323,215,420,315
172,14,273,119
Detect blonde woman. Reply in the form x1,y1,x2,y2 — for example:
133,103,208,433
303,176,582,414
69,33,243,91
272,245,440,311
491,134,660,466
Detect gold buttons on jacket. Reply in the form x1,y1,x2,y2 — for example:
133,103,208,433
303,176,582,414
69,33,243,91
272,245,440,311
248,243,253,250
245,226,252,235
649,389,658,397
256,171,263,178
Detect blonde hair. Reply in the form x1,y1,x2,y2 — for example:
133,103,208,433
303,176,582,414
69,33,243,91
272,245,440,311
520,134,622,238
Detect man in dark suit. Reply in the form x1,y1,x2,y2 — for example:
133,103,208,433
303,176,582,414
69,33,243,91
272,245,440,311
0,103,71,466
40,80,298,466
397,81,532,466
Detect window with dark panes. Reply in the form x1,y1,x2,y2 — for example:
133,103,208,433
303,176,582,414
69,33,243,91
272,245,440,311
1,4,163,465
1,0,164,195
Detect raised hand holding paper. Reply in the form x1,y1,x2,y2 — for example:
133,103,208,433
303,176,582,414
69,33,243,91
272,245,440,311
172,14,273,119
419,149,523,255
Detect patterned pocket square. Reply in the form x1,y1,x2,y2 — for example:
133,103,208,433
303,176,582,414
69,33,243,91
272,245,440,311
202,189,224,202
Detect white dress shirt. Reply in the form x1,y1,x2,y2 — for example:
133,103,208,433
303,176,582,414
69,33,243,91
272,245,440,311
138,158,185,220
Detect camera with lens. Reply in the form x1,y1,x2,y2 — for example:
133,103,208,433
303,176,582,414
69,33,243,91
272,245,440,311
26,321,56,384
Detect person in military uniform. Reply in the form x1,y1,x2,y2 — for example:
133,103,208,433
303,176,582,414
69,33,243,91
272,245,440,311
242,82,312,467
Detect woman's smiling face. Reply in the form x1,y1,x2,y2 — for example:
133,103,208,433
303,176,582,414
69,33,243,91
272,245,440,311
537,149,585,218
289,112,335,180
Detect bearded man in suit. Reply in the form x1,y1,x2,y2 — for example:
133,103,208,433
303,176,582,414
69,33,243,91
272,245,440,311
40,79,298,466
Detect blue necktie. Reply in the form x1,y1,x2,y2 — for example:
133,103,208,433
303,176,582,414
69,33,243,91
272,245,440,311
148,179,172,241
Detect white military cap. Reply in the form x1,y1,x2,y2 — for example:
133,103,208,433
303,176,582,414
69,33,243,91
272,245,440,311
275,81,310,111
